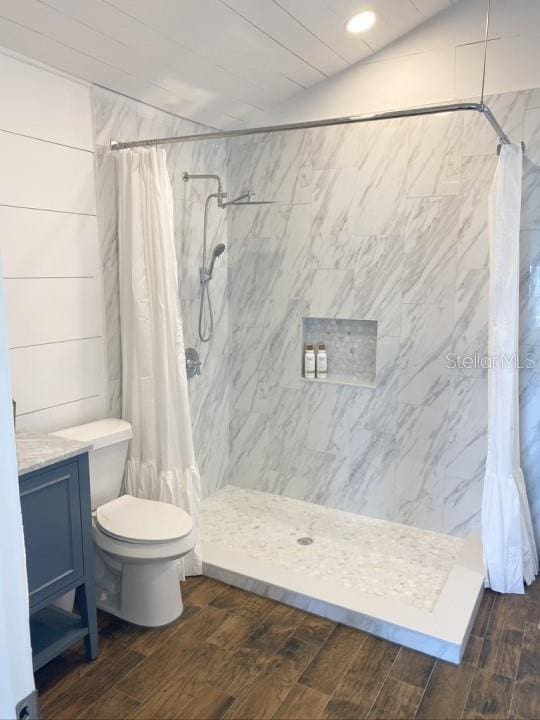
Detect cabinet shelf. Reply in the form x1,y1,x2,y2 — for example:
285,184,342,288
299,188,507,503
30,606,89,671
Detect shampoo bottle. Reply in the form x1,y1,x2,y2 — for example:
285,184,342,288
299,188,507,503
316,343,327,379
305,344,316,379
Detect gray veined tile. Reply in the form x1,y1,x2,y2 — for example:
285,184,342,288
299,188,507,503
92,86,138,148
406,112,463,197
311,167,361,270
108,378,122,418
457,154,496,271
398,303,453,408
301,383,350,456
230,412,269,489
347,336,401,437
522,108,540,230
445,375,487,481
346,429,397,520
523,106,540,166
353,236,404,337
394,403,448,532
450,267,489,374
227,129,312,204
403,196,459,306
307,268,354,318
353,120,409,236
311,123,361,171
231,325,274,416
443,474,482,537
267,298,308,391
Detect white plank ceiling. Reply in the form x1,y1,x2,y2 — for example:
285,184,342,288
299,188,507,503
0,0,456,129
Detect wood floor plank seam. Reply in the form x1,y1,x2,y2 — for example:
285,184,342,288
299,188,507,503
364,643,402,719
411,658,437,720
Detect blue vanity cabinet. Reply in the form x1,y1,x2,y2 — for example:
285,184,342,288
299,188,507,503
19,453,98,671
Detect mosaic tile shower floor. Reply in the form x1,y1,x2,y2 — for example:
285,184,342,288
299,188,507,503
201,485,464,612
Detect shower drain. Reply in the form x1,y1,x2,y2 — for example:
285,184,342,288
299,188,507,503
297,536,314,545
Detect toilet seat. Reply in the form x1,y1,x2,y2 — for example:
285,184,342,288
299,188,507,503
96,495,193,544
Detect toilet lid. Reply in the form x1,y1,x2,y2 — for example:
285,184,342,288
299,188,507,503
96,495,193,543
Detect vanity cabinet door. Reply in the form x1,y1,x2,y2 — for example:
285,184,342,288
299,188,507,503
20,461,84,611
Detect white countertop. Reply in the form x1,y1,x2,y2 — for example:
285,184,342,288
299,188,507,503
16,432,92,476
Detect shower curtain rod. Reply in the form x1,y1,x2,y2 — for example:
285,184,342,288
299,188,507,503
110,101,511,150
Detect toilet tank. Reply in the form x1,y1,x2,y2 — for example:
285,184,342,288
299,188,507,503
53,419,132,510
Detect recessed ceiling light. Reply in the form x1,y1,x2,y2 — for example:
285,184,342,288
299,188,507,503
345,10,376,34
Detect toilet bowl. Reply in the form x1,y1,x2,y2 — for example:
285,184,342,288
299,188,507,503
53,419,196,627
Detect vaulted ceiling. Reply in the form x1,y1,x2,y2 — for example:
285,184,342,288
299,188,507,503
0,0,457,128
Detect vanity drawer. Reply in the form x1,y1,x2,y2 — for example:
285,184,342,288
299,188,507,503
20,460,84,610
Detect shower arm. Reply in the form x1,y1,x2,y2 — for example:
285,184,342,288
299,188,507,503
182,171,227,207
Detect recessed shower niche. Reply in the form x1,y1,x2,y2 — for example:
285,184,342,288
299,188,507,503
301,317,378,387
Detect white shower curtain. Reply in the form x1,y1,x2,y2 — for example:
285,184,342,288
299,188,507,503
482,143,538,594
117,147,202,576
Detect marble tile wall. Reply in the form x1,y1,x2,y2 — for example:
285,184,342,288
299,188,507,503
227,91,540,542
91,87,230,498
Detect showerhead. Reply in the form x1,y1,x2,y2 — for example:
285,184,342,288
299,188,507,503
213,243,226,259
223,191,277,206
208,243,226,278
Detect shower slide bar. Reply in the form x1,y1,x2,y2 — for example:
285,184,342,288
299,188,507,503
110,101,511,151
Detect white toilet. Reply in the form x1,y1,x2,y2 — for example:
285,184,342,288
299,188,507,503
53,418,196,627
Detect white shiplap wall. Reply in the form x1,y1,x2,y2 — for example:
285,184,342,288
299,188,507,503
0,50,107,431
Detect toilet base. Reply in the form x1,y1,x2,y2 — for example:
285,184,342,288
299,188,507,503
120,560,184,627
94,546,184,627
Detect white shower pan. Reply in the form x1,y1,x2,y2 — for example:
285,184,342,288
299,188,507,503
200,485,484,664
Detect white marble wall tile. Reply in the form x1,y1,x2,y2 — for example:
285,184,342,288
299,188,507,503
522,108,540,231
267,386,310,451
231,325,274,416
346,429,397,519
95,146,122,407
301,383,350,457
451,267,489,371
403,197,459,306
108,378,122,419
268,298,308,391
394,403,448,531
227,130,312,205
354,120,409,236
228,204,312,327
311,167,360,270
353,236,404,337
307,268,354,318
398,303,453,408
348,336,401,436
230,411,269,488
445,376,487,482
406,113,463,197
311,124,360,172
457,154,498,271
443,474,482,537
92,86,138,148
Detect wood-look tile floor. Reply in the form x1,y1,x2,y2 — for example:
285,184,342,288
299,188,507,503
35,576,540,720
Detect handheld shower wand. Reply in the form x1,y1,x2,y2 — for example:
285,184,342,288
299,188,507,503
182,171,274,343
207,243,226,279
